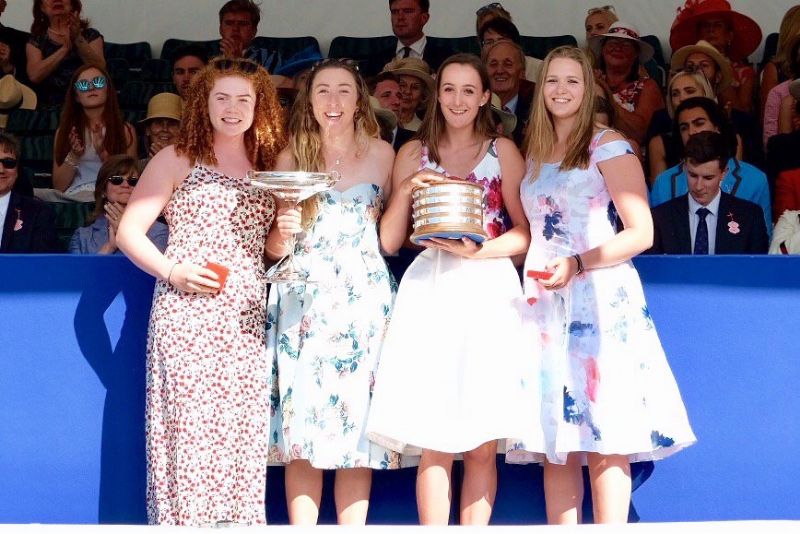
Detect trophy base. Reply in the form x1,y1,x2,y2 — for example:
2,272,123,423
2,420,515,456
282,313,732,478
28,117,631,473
265,257,307,284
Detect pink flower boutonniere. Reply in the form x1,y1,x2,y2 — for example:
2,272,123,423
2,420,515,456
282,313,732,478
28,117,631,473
13,209,22,232
727,212,740,235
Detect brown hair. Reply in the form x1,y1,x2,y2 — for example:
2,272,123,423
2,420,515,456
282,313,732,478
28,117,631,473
525,46,596,181
88,154,140,224
218,0,261,26
54,63,130,166
289,59,379,227
31,0,89,37
174,57,286,170
416,53,496,167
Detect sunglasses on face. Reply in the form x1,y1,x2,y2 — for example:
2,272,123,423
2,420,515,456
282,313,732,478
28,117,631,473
587,5,615,15
476,2,504,16
211,57,260,74
107,175,139,186
74,75,107,93
0,157,18,169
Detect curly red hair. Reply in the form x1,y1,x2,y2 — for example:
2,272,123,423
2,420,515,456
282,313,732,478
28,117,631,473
175,58,286,170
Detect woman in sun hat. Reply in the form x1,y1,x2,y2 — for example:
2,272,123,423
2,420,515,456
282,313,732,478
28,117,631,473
0,74,37,129
669,0,762,114
380,56,434,131
138,92,182,168
589,21,664,145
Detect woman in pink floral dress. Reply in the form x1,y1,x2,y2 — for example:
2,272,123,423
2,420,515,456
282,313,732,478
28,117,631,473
117,58,285,526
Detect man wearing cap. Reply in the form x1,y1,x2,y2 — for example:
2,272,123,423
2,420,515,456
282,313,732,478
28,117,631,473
366,0,454,77
0,74,36,130
483,40,532,147
0,0,29,84
0,132,57,253
210,0,281,73
139,93,182,168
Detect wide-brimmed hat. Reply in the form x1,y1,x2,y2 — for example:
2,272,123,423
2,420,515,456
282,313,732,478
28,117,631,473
274,46,323,78
670,40,734,91
0,74,36,112
139,92,182,124
589,22,655,63
490,93,516,136
369,95,398,131
669,0,761,61
380,57,435,94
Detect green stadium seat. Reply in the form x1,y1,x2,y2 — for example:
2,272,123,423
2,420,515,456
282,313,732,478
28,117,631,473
104,41,153,70
519,35,578,59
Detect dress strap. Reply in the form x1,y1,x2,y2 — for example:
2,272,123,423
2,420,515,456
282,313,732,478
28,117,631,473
590,130,635,165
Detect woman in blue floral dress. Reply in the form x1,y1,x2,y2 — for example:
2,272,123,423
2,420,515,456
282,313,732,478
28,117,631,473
505,46,696,524
366,54,543,525
265,59,406,525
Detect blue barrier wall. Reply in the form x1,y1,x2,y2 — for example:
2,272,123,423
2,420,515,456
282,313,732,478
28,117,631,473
0,255,798,524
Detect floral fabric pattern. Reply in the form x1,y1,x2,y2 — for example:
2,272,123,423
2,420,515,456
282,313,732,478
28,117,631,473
267,183,409,469
146,165,275,525
507,131,696,465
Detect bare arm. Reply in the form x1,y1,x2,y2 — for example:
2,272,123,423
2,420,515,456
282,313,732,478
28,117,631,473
51,127,79,192
265,149,298,261
75,34,105,68
26,40,71,84
760,62,779,118
124,122,139,158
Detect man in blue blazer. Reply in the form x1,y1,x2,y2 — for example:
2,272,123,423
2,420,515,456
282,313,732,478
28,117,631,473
649,131,768,255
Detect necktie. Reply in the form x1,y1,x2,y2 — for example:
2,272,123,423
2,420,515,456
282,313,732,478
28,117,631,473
694,207,710,255
401,46,412,58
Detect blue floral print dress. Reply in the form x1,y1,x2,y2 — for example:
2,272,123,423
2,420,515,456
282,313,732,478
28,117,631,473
367,141,544,456
506,130,696,465
267,182,409,469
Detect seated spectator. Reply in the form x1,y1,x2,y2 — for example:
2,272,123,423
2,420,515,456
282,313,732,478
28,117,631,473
650,97,771,236
26,0,105,108
139,92,182,169
647,70,716,179
589,21,664,144
0,132,57,252
762,35,800,147
475,2,512,36
380,56,433,131
368,71,413,150
649,131,768,255
483,39,533,147
584,4,618,68
774,168,800,223
210,0,281,73
0,0,30,83
760,5,800,118
370,95,399,145
769,209,800,254
50,64,137,199
69,154,166,254
669,0,761,115
364,0,454,77
477,15,542,82
0,74,37,130
171,43,208,100
778,73,800,135
593,92,642,161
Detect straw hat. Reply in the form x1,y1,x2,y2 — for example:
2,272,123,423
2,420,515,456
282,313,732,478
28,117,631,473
139,92,182,124
490,93,516,137
369,95,398,131
380,57,435,94
670,40,734,91
669,0,761,61
589,22,655,63
0,75,37,128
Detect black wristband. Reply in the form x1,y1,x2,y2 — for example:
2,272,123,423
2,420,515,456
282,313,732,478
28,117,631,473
572,253,584,275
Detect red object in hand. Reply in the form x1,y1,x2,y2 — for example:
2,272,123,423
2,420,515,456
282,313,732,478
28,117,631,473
205,261,230,290
527,270,553,280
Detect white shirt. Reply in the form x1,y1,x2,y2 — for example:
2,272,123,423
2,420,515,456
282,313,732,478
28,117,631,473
688,191,721,254
396,36,426,60
0,191,10,245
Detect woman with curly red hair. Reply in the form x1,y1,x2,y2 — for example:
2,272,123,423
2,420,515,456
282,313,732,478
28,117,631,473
117,57,285,526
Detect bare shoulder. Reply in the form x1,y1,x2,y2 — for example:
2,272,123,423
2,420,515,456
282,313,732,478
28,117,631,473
396,139,422,161
369,137,396,162
594,128,628,146
142,145,192,181
494,137,523,161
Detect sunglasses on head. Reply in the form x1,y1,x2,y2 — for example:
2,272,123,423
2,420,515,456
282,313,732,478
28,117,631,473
74,75,107,93
107,175,139,186
476,2,504,16
211,57,260,74
587,5,615,15
311,57,360,72
0,157,18,169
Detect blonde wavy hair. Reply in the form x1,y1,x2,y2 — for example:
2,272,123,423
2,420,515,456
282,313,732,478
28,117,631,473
288,59,379,227
525,46,596,181
174,57,286,170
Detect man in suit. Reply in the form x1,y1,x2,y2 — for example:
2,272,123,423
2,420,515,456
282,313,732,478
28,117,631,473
484,40,533,147
0,133,58,253
365,0,454,77
369,71,415,151
649,131,768,255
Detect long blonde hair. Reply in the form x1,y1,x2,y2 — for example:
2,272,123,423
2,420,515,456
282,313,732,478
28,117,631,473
288,59,379,227
524,46,596,181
